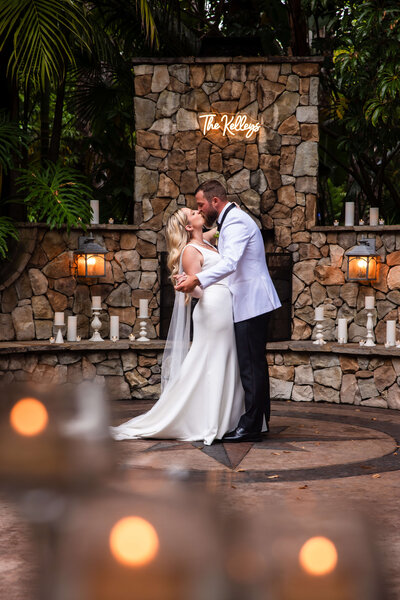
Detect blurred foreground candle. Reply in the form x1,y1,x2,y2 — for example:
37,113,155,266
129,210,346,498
370,207,379,226
110,316,119,340
365,296,375,310
386,320,396,346
139,299,149,318
92,296,102,310
315,306,324,320
337,318,347,343
345,202,355,226
90,200,99,224
67,316,77,341
54,312,64,326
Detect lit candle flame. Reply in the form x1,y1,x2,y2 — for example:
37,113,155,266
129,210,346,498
10,397,49,437
299,536,338,576
109,516,159,567
87,256,96,266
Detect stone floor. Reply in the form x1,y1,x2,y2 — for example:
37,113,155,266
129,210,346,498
1,400,400,599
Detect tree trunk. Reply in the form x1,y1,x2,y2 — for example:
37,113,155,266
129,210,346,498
49,78,66,163
40,80,50,164
286,0,309,56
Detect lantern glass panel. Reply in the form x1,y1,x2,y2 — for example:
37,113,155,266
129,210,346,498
75,254,106,278
347,256,378,281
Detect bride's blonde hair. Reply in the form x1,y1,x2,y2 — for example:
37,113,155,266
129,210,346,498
165,208,191,284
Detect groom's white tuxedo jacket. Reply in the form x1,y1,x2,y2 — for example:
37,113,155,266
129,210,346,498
197,203,281,323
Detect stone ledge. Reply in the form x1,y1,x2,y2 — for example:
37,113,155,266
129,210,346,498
16,223,139,231
132,56,325,65
312,226,400,232
0,340,166,355
268,340,400,357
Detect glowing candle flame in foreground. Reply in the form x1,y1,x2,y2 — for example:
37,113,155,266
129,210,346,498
10,397,49,437
109,517,159,567
299,536,338,576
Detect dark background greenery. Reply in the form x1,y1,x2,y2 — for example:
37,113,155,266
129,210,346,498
0,0,399,258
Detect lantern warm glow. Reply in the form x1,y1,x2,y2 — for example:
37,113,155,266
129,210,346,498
299,536,338,576
109,517,159,567
10,397,49,437
345,238,379,282
73,236,107,278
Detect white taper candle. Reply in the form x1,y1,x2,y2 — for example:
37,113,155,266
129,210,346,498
67,316,77,341
92,296,101,309
365,296,375,310
54,312,64,326
386,320,396,346
139,299,149,318
315,306,324,320
110,315,119,340
90,200,99,224
345,202,355,226
369,207,379,226
337,318,348,343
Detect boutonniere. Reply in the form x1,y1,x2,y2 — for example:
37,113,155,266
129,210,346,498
214,231,219,240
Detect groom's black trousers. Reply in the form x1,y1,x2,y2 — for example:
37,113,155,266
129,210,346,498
234,312,270,433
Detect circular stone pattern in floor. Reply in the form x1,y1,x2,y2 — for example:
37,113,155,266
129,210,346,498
113,402,400,483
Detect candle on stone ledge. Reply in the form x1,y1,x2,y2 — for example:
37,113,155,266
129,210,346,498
369,207,379,226
67,316,77,341
345,202,355,226
90,200,99,224
92,296,102,310
337,318,348,343
315,306,324,321
365,296,375,310
139,299,149,319
54,312,64,326
386,320,396,346
110,316,119,340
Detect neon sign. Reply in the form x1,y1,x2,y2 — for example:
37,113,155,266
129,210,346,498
199,113,261,139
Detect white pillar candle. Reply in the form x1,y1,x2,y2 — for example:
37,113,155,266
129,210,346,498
386,320,396,346
90,200,99,224
365,296,375,310
139,299,149,318
67,316,77,341
92,296,102,310
110,315,119,340
315,306,324,320
369,207,379,226
345,202,355,226
54,312,64,326
337,318,348,343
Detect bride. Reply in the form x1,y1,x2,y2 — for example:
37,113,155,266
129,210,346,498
111,206,245,445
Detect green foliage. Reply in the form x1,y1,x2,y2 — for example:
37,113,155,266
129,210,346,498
0,0,92,88
0,216,19,259
0,113,27,174
17,162,92,231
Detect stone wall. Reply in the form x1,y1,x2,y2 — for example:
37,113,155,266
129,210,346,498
0,344,164,400
0,225,160,341
267,343,400,409
294,228,400,343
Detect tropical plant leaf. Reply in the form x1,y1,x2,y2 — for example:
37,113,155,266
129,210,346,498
0,217,19,259
0,113,28,174
17,162,92,231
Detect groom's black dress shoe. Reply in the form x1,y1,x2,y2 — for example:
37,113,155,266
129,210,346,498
222,427,262,443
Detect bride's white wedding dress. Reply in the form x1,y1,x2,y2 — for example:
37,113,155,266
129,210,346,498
111,243,245,445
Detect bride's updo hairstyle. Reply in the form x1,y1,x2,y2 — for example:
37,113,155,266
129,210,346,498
165,208,191,283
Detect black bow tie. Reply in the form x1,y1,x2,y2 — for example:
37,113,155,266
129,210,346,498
217,204,235,232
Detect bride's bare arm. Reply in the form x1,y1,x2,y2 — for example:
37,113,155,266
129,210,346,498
181,246,203,298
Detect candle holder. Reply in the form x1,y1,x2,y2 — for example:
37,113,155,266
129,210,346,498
55,325,64,344
129,333,136,342
137,319,150,342
333,219,339,226
49,337,55,344
359,218,365,226
313,318,326,345
338,337,345,344
90,308,103,342
360,309,376,347
111,335,118,343
379,218,385,225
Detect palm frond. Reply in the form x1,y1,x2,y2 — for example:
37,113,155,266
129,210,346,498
0,217,19,259
0,113,28,174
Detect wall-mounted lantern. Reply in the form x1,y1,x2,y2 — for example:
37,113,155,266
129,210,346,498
345,238,379,282
72,235,107,278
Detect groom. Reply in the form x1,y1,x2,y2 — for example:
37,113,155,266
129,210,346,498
175,179,281,442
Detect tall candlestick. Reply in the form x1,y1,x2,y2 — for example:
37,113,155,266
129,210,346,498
369,207,379,226
110,316,119,340
365,296,375,310
386,320,396,347
315,306,324,321
67,316,77,342
54,312,64,326
92,296,102,310
90,200,99,224
337,318,348,343
345,202,355,226
139,299,149,318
